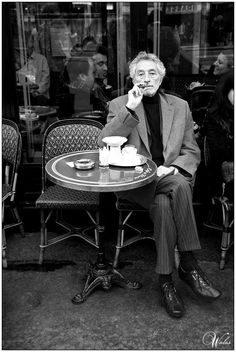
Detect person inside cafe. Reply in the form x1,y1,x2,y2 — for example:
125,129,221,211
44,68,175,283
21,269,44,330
91,45,113,116
148,11,181,76
66,56,95,113
98,51,221,319
208,51,233,79
17,34,50,106
202,69,234,201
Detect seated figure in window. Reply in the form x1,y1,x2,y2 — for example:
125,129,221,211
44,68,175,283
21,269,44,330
17,34,50,106
91,45,113,116
66,55,95,113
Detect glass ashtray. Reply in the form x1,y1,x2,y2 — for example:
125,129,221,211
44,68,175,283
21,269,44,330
74,159,95,170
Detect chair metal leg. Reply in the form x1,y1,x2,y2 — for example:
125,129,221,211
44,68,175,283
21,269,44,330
94,211,100,246
204,202,222,231
55,209,100,248
2,233,7,269
11,205,24,236
2,204,7,269
220,202,232,270
39,210,47,265
220,231,230,270
113,242,122,269
2,229,8,268
113,211,132,268
113,211,124,268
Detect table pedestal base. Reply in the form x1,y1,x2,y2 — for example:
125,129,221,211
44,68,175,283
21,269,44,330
72,262,141,304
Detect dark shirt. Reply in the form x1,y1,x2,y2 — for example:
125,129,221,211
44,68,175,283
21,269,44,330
91,78,111,114
142,92,164,166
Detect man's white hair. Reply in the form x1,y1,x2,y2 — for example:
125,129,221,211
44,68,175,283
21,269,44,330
129,51,166,81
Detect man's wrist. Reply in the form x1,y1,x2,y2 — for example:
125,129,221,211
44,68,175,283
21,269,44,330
126,105,135,112
171,165,191,177
126,106,139,120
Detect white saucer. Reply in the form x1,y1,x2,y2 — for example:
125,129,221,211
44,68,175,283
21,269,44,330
102,136,127,146
109,154,147,167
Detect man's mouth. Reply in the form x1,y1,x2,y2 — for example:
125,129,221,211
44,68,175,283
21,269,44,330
138,84,153,89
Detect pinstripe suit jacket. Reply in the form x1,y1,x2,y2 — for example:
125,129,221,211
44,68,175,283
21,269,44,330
98,91,201,179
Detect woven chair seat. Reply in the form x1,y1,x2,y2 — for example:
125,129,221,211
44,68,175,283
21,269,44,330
36,185,99,210
116,198,146,211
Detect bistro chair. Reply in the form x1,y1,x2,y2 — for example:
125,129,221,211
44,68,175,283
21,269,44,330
203,137,234,269
189,85,215,127
114,198,180,269
72,110,106,125
36,118,103,264
2,118,24,268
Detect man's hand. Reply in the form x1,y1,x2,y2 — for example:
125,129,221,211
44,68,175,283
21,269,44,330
126,84,144,111
157,165,178,177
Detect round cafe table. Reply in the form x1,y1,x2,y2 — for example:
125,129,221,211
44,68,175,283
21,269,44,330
46,150,157,303
19,106,58,160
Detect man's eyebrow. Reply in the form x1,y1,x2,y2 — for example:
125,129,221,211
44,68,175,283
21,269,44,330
137,69,157,73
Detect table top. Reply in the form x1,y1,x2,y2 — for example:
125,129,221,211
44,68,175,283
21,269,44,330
19,105,57,118
46,150,157,192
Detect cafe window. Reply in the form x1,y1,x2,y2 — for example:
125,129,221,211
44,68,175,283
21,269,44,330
4,2,234,164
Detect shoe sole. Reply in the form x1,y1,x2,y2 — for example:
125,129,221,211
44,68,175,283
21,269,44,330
179,276,222,301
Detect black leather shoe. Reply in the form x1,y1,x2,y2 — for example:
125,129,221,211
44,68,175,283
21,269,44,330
179,265,221,300
160,282,185,318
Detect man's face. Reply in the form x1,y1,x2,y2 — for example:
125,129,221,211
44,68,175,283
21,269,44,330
133,59,162,96
228,89,234,106
93,53,107,80
213,53,229,76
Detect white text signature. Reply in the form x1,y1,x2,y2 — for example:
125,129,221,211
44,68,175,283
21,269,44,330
202,331,231,348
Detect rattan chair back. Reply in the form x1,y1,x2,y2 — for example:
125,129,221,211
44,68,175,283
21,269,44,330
2,118,22,196
41,118,103,191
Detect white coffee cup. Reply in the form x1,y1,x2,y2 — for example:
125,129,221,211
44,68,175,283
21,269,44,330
122,144,137,158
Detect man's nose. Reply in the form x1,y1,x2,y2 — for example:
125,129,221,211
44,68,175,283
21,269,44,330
144,73,150,82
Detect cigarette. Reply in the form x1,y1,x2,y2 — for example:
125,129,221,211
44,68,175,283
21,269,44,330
137,84,146,89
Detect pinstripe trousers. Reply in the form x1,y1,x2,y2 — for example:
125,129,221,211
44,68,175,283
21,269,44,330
117,173,201,274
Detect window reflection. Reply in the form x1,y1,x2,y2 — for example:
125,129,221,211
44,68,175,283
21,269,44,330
6,2,234,164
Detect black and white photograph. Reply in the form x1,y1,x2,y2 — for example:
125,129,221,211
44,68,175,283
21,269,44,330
2,1,234,350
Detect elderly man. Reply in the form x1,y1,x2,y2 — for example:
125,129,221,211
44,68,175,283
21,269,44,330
98,51,221,319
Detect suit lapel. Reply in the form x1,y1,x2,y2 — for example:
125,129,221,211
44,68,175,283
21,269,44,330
135,103,150,151
159,93,174,151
